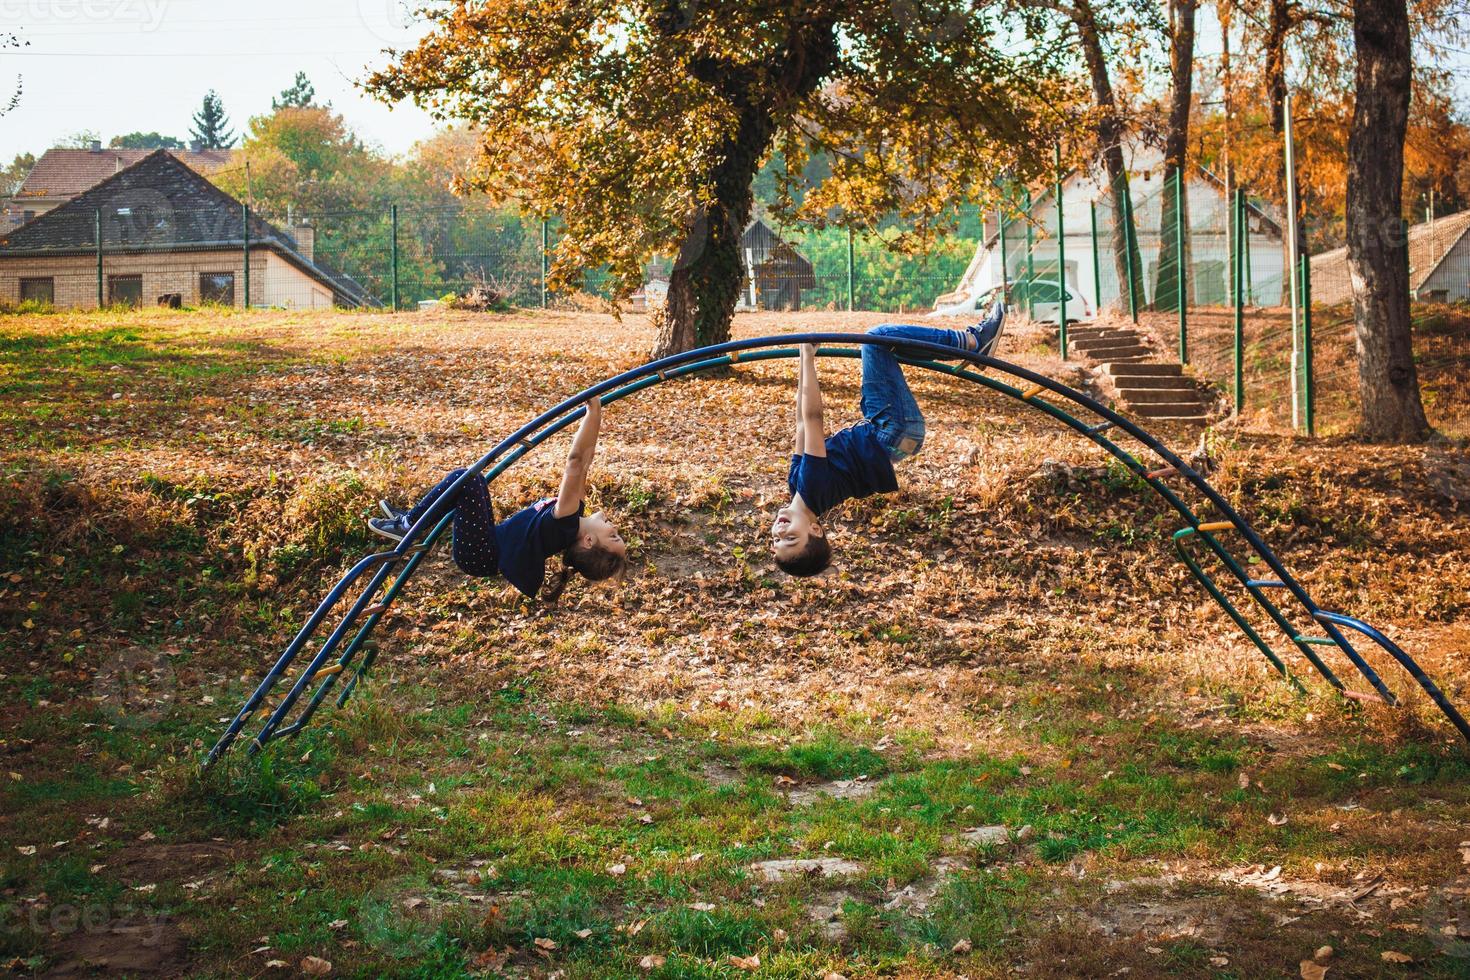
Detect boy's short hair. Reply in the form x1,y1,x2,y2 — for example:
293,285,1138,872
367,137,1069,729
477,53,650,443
775,534,832,577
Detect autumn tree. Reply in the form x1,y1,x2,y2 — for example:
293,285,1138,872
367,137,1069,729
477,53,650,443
215,105,390,216
1,152,34,196
366,1,1077,356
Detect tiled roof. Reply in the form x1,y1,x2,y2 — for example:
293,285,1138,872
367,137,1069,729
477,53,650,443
15,147,231,201
0,150,372,306
1310,209,1470,303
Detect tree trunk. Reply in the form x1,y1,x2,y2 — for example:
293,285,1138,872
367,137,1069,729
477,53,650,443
1346,0,1429,441
1263,0,1303,272
650,16,838,358
1072,0,1145,310
1154,0,1196,312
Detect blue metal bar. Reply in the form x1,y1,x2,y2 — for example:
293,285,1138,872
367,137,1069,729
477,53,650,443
1246,579,1287,588
1314,611,1470,741
205,331,1470,766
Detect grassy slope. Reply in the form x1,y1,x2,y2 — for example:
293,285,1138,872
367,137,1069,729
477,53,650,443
1,306,1469,978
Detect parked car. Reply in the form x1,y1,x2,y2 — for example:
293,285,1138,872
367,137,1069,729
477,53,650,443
931,278,1095,324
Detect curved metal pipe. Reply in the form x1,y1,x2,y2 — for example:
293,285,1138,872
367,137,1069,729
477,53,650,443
203,333,1469,767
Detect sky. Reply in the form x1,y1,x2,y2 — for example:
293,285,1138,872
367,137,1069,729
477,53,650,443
0,0,440,163
1,0,1467,168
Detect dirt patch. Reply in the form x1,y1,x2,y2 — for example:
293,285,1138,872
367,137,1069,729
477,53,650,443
38,916,188,977
103,841,236,890
805,888,863,942
785,778,879,806
750,858,863,883
882,856,969,914
1079,882,1245,944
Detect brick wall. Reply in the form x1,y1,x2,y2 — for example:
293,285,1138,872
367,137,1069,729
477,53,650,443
0,247,338,309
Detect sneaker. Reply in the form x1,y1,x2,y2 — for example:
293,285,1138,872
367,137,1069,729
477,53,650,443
968,300,1008,358
368,514,412,542
378,498,406,520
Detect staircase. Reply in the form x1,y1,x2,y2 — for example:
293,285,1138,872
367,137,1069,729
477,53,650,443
1064,323,1212,423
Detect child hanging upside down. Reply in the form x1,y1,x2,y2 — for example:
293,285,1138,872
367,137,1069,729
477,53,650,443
370,395,627,600
770,304,1007,577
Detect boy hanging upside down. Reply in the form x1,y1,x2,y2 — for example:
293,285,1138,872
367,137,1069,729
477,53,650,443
770,303,1007,576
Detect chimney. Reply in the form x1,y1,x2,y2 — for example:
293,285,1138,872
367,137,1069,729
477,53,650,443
190,139,203,153
89,140,102,153
293,223,315,262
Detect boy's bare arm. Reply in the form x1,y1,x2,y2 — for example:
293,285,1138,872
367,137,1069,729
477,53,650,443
554,396,601,518
793,353,806,456
798,343,826,458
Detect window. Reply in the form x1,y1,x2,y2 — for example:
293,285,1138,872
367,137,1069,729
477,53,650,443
19,277,54,305
108,274,143,308
199,272,235,306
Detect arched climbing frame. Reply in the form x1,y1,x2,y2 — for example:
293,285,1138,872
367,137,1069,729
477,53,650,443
203,333,1470,769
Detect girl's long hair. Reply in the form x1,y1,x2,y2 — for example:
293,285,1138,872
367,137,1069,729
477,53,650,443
543,539,627,601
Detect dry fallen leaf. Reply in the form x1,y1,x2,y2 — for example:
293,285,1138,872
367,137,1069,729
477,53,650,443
1380,951,1412,963
687,902,716,912
533,937,558,951
574,928,592,939
1209,956,1228,967
1268,813,1289,826
728,954,760,969
952,938,973,953
1238,771,1250,789
1315,945,1334,961
639,954,666,969
607,863,627,876
823,974,850,980
1299,960,1328,980
264,960,287,969
300,956,332,976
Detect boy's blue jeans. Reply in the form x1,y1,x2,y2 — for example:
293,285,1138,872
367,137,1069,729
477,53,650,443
862,324,969,462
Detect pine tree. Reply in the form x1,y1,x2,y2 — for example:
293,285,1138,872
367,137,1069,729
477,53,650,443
190,90,236,149
273,71,316,110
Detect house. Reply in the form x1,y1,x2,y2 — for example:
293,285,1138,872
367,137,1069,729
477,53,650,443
0,150,372,309
3,142,231,224
936,145,1287,314
1309,209,1470,305
736,218,816,310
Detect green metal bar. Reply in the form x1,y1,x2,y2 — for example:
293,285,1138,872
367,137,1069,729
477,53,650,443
1024,189,1035,319
1089,200,1101,311
997,204,1010,306
1055,146,1067,359
242,203,251,311
540,219,549,309
1121,174,1138,323
390,204,400,312
1233,189,1245,412
846,227,855,311
94,208,103,308
1175,167,1188,363
1301,254,1315,436
1243,208,1254,303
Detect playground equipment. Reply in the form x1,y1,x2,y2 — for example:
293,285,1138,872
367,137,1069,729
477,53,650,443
204,334,1470,769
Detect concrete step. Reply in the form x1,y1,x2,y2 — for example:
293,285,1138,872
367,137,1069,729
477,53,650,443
1068,328,1138,340
1083,345,1154,360
1104,362,1183,377
1070,336,1142,350
1109,373,1192,389
1129,401,1211,419
1116,386,1205,405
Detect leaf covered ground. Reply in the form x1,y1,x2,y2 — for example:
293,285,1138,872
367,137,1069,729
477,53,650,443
1,306,1469,978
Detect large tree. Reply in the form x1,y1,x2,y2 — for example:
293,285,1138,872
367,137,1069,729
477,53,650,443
1153,0,1196,313
273,71,319,110
110,131,185,150
1345,0,1429,441
366,1,1076,355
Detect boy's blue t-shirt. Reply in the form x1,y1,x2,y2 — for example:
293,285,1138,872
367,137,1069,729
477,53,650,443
494,497,583,598
787,421,898,516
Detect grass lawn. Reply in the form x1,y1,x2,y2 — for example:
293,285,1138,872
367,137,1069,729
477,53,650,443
2,305,1469,978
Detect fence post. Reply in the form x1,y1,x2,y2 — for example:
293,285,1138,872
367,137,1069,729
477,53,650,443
1024,189,1035,319
1121,174,1138,323
1175,167,1187,364
1301,253,1314,436
242,203,251,311
997,204,1009,306
846,226,855,311
94,208,103,308
1089,200,1100,313
1233,189,1245,413
540,219,549,309
390,204,400,312
1055,145,1067,360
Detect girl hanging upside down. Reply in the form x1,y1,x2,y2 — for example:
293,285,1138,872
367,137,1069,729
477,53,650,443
369,395,627,601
